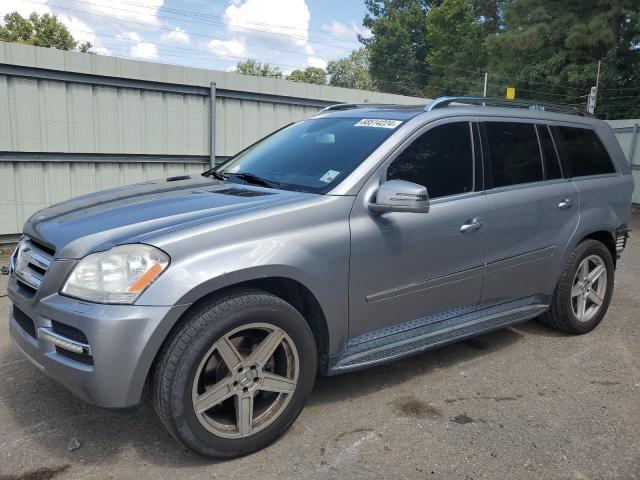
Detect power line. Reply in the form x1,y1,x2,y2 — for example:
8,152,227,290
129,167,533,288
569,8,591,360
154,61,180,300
20,0,634,104
117,0,363,40
27,0,353,61
41,0,360,52
35,0,604,96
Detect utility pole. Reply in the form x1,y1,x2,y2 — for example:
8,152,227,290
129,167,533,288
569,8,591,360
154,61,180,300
587,60,601,115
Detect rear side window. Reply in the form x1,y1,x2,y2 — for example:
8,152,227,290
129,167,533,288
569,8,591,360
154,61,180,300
555,126,615,177
537,125,562,180
484,122,543,187
387,122,473,199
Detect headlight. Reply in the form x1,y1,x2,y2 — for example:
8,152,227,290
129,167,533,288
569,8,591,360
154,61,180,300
61,244,169,304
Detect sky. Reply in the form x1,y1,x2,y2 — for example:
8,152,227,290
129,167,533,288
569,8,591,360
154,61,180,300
0,0,371,73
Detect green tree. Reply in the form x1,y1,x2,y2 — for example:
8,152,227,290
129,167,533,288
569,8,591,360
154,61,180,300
487,0,640,118
235,59,282,78
0,12,91,52
361,0,433,96
470,0,507,33
287,67,327,85
326,48,375,91
424,0,488,97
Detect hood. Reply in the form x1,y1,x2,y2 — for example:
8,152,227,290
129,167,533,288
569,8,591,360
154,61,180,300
23,176,316,259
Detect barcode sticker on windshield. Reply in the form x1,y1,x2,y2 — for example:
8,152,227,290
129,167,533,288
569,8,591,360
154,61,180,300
354,119,402,129
319,170,341,183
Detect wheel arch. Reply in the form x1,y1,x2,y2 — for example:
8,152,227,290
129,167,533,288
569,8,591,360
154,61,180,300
581,230,616,265
146,276,331,394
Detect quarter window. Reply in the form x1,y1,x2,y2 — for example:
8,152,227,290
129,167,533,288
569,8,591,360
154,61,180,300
537,125,562,180
555,126,615,177
387,122,474,199
484,122,543,188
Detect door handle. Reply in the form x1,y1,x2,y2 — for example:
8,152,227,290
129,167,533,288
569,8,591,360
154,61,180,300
558,198,574,210
460,218,483,233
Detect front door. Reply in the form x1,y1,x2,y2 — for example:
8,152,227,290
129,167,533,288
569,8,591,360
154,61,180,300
348,120,490,344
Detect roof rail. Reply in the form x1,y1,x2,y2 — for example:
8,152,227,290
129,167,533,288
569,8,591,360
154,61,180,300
424,96,591,117
317,103,362,113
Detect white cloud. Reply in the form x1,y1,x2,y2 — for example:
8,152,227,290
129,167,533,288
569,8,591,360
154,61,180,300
307,56,327,69
71,0,164,27
131,41,157,59
0,0,51,17
121,31,158,59
1,0,164,27
164,27,189,44
224,0,310,48
56,14,110,54
323,20,352,37
207,38,248,60
323,19,371,39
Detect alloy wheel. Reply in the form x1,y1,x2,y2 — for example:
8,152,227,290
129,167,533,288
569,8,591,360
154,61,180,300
571,254,608,323
191,323,299,438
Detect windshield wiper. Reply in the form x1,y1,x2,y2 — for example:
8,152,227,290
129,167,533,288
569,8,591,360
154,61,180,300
202,169,227,181
226,172,281,189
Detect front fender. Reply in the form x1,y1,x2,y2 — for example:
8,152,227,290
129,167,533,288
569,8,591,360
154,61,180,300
135,195,354,357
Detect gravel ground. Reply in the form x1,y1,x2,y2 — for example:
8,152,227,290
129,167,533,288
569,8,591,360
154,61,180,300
1,214,639,480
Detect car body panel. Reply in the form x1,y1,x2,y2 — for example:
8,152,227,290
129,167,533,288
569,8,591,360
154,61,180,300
23,177,315,259
347,116,491,341
480,179,580,306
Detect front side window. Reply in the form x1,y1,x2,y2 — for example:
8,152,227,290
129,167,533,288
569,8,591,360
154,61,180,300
217,117,402,193
387,122,474,199
484,122,543,188
555,126,615,177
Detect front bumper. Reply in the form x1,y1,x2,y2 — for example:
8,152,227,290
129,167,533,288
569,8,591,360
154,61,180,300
8,275,189,408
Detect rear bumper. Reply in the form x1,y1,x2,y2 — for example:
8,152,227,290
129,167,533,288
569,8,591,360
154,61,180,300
8,279,189,408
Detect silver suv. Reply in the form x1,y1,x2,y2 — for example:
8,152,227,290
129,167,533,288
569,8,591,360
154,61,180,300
7,97,634,457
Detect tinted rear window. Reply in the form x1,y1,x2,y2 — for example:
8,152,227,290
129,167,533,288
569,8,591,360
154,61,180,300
484,122,543,188
555,126,615,177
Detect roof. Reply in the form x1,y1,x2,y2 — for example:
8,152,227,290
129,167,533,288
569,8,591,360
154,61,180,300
313,104,427,121
313,98,603,127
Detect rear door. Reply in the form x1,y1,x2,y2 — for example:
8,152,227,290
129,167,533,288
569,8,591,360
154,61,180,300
479,120,580,306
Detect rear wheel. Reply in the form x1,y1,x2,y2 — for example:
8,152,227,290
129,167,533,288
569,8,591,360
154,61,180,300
152,289,317,458
539,239,614,334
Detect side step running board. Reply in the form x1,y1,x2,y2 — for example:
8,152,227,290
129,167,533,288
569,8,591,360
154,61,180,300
328,303,548,374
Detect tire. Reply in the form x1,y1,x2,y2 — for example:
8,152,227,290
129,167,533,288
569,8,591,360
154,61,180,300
539,239,614,334
152,288,317,458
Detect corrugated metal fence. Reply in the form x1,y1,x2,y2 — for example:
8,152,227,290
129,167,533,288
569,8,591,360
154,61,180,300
0,42,638,236
608,120,640,205
0,42,421,236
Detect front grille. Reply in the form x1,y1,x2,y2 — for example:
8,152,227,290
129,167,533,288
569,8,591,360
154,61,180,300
51,321,89,344
55,347,95,366
13,307,36,339
12,237,55,297
29,237,56,256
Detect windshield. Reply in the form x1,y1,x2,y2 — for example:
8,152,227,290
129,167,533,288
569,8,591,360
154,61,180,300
215,117,403,193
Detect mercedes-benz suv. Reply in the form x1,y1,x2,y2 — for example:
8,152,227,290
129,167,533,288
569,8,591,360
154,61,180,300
7,97,634,457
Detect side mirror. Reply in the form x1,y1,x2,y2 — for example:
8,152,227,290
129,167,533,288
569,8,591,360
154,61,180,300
369,179,430,214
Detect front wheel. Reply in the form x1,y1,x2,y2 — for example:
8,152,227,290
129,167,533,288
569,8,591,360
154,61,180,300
152,289,317,458
539,239,614,334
